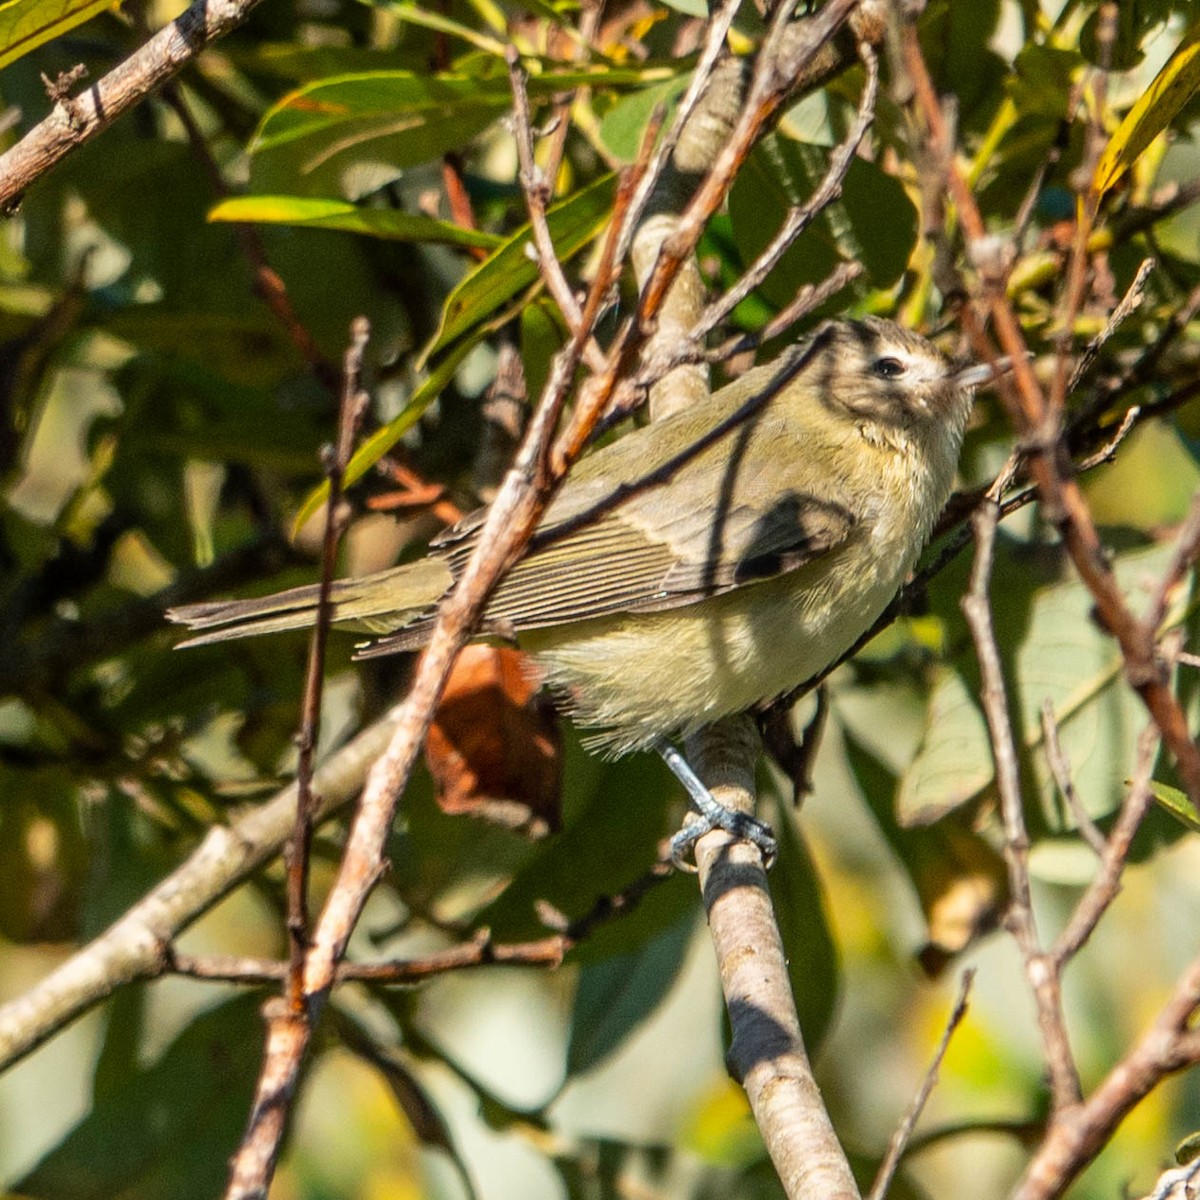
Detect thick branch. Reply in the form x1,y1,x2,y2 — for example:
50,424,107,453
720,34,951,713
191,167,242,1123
0,0,268,210
690,718,859,1200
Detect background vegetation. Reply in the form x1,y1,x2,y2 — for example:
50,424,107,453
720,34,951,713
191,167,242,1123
2,0,1200,1197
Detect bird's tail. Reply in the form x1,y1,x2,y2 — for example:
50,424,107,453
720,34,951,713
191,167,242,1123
166,557,452,648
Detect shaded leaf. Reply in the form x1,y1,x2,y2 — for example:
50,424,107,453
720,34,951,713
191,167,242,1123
17,994,264,1200
566,913,695,1075
770,806,840,1050
844,730,1007,973
291,330,479,532
728,136,916,308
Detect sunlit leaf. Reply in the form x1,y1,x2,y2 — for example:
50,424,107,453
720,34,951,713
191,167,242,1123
249,68,671,195
903,541,1195,833
209,195,501,251
1147,780,1200,835
420,173,615,364
1094,21,1200,196
0,0,111,71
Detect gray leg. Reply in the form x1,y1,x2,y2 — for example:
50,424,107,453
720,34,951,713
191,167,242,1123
656,741,777,869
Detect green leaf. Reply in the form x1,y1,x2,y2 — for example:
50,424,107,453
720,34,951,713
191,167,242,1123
904,540,1196,833
599,75,691,164
420,173,616,364
472,745,693,953
661,0,707,17
0,0,111,71
1094,21,1200,196
897,667,993,824
520,297,566,405
209,195,502,251
566,914,696,1075
1147,780,1200,835
728,136,917,310
248,68,670,196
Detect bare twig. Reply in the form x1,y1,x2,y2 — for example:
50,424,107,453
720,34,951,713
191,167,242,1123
867,969,975,1200
1051,723,1158,966
0,0,269,211
1138,1158,1200,1200
0,713,401,1072
962,502,1081,1112
286,323,369,1001
1013,955,1200,1200
694,40,878,340
1067,257,1154,396
505,47,604,373
1040,699,1106,856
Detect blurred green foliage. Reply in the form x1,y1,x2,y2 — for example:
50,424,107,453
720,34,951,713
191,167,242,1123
1,2,1200,1198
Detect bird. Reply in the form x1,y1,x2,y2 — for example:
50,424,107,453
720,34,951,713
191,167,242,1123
169,318,992,856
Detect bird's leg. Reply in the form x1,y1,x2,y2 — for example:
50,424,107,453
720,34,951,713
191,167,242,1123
656,740,777,870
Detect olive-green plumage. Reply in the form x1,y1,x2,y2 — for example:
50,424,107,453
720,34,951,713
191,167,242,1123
169,318,983,754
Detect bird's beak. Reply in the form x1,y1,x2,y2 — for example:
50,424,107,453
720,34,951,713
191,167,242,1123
952,356,1019,390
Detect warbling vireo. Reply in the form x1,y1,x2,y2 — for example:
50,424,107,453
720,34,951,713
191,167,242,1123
169,318,991,848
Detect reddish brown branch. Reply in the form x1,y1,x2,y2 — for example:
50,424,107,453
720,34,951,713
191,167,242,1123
286,323,369,1005
899,18,1200,810
1013,955,1200,1200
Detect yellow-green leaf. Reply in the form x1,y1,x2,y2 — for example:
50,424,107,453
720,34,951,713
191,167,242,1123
1094,23,1200,197
1147,780,1200,836
0,0,112,71
420,173,615,366
208,195,501,251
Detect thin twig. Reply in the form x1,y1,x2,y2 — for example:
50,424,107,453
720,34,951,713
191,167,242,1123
1040,699,1106,856
1013,954,1200,1200
285,322,369,1005
694,40,878,340
900,13,1200,810
505,47,603,372
1051,723,1158,966
962,502,1081,1112
867,969,976,1200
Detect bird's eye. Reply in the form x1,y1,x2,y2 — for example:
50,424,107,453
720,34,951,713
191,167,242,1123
873,356,906,380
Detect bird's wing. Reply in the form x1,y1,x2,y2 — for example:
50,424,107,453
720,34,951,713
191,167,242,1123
359,345,856,654
476,465,858,629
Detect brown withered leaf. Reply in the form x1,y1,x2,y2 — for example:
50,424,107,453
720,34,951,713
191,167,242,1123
425,645,563,837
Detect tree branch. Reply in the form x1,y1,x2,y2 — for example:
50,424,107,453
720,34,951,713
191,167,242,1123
0,0,269,211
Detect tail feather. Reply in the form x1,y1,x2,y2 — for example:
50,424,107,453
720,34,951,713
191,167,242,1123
167,558,452,649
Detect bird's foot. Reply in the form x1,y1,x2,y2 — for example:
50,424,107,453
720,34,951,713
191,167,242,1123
656,741,777,871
